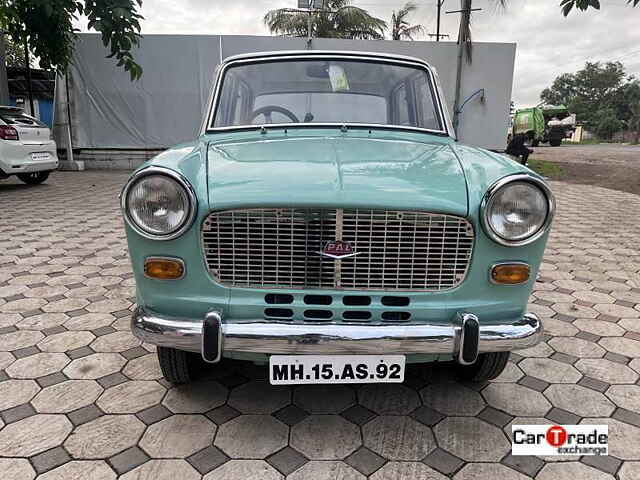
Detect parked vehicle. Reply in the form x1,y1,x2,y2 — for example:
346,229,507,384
121,51,554,386
0,107,58,184
512,105,576,147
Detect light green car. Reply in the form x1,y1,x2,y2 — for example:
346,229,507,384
121,51,555,386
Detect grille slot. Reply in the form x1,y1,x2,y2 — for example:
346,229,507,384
265,294,294,304
202,208,473,291
304,310,333,320
304,295,332,305
343,296,372,306
343,311,372,321
264,308,293,319
381,296,410,307
382,311,411,322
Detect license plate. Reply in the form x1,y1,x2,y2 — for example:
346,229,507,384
30,152,51,161
269,355,405,385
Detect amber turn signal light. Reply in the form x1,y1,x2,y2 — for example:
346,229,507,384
491,263,530,285
144,258,184,280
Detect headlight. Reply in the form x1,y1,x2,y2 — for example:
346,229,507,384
121,167,196,240
482,175,554,246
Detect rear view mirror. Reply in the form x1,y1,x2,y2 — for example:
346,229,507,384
305,63,329,78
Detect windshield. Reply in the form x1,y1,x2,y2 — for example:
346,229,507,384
211,58,443,132
0,109,47,127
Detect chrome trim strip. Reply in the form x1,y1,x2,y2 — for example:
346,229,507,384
120,166,198,241
131,307,543,356
480,173,555,247
143,256,186,280
202,52,453,138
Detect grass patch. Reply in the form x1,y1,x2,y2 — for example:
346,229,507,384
527,158,564,179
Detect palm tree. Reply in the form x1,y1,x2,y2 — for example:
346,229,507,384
390,2,425,41
264,0,386,40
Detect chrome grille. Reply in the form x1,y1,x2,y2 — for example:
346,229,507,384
202,208,474,291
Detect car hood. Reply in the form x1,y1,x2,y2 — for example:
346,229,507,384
206,131,468,216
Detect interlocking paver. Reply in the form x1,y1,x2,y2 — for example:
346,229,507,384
1,173,640,475
0,379,40,410
65,414,145,459
363,415,435,460
453,463,530,480
63,353,126,379
292,414,361,460
293,384,355,413
120,459,202,480
228,380,290,414
163,379,227,413
358,384,420,415
37,460,117,480
203,460,282,480
97,380,165,413
369,461,447,480
140,415,217,458
32,379,103,413
5,352,69,379
0,458,36,480
434,417,510,462
0,414,72,456
216,415,288,459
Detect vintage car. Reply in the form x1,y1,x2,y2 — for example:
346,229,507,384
121,50,554,386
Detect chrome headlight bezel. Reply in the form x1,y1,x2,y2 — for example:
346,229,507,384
481,173,555,247
120,166,197,241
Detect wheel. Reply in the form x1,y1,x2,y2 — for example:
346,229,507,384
549,139,562,147
456,352,510,382
531,139,540,147
17,171,50,185
157,347,196,384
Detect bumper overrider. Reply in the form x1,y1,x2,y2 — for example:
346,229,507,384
131,307,542,365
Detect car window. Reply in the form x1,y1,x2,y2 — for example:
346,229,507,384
0,110,47,127
212,58,443,131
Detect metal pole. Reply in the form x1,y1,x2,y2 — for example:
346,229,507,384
0,33,10,105
436,1,442,41
307,9,313,48
24,40,34,116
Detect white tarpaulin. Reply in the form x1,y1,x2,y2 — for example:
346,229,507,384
58,34,515,150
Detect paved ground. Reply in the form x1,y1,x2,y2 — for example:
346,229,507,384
532,144,640,196
1,171,640,480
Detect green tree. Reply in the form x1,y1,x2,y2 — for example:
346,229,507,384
0,0,144,79
594,108,623,140
390,2,424,40
540,62,630,124
3,38,31,68
560,0,639,15
264,0,386,40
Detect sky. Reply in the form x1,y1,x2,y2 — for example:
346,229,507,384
81,0,640,107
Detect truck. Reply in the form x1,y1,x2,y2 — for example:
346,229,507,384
512,105,576,147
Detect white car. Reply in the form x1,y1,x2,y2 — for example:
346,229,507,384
0,106,58,185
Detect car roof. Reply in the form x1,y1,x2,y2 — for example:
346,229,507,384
221,50,435,71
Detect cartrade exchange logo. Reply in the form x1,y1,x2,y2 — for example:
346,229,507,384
512,425,608,456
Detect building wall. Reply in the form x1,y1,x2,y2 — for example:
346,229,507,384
55,34,516,169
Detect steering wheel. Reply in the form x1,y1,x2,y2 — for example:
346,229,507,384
250,106,299,124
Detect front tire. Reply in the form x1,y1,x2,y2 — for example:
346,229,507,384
157,347,196,384
17,171,50,185
456,352,510,382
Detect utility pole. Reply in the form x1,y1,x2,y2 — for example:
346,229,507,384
447,1,482,131
24,40,34,116
0,32,9,105
436,0,444,41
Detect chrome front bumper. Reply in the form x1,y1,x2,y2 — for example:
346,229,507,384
131,307,543,364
